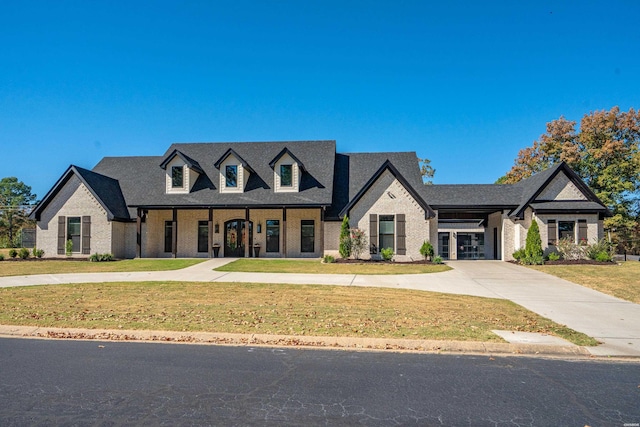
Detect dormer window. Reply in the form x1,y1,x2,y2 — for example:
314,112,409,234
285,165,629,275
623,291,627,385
225,165,238,188
171,166,184,188
280,164,293,187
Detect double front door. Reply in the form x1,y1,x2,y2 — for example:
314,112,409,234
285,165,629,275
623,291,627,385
224,220,253,257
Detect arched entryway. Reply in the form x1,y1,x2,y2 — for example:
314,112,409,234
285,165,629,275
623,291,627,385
224,219,253,257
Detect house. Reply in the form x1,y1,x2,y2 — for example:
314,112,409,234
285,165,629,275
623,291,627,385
30,140,610,261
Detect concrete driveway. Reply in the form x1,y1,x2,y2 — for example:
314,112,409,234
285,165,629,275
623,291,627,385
1,259,639,356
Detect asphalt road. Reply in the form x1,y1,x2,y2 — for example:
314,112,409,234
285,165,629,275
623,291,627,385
1,338,639,426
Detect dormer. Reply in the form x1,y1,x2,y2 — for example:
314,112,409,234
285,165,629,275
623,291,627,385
214,148,254,193
269,148,306,193
160,150,204,194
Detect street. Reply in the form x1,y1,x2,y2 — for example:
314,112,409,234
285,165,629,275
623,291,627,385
1,338,638,426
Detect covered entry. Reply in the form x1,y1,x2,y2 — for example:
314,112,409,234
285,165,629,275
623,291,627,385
224,219,253,257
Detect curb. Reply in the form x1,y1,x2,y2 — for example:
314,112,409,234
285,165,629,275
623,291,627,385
0,325,592,357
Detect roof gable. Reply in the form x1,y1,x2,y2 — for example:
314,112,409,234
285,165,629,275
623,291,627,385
30,165,130,221
213,148,255,174
339,159,435,219
159,149,204,174
268,147,307,172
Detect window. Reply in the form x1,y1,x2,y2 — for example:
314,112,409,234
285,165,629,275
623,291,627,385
198,221,208,253
280,164,292,187
164,221,173,253
558,221,575,242
379,215,394,251
67,217,81,253
171,166,183,188
225,165,237,187
301,220,314,253
266,220,280,253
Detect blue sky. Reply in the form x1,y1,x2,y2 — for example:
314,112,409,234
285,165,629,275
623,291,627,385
2,1,639,198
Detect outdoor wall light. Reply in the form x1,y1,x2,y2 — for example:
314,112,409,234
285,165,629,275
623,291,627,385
215,223,220,233
257,222,262,233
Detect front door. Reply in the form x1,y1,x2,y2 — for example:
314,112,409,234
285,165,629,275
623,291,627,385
224,220,253,257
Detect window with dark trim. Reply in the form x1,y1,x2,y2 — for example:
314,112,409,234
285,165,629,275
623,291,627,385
558,221,575,242
171,166,184,188
225,165,238,187
164,221,173,253
301,220,314,253
67,217,81,253
280,164,292,187
266,220,280,252
197,221,208,253
379,215,395,251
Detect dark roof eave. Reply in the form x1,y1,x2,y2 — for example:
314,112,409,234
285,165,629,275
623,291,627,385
128,203,331,210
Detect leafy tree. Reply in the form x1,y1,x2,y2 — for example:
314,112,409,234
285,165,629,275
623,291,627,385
0,177,37,247
338,216,351,258
418,157,436,185
349,228,368,260
419,240,434,260
498,107,640,232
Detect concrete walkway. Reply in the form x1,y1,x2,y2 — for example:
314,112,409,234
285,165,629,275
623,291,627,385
1,259,639,356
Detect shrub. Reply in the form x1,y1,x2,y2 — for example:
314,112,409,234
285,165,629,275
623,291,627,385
34,248,44,258
524,221,543,264
322,254,335,263
433,255,443,264
419,241,434,260
584,238,614,262
89,253,115,262
512,248,526,261
546,252,560,261
18,248,30,259
65,239,73,256
338,216,351,259
380,247,394,261
350,228,368,260
9,249,18,258
0,254,4,261
556,238,587,260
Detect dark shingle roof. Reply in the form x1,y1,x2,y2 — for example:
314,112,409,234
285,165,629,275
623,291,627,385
420,184,522,208
93,141,336,213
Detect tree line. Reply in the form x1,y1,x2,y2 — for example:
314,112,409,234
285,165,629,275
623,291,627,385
0,177,37,248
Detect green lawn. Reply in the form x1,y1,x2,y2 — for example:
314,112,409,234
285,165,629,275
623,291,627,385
0,281,596,345
0,258,206,277
215,259,451,275
529,261,640,304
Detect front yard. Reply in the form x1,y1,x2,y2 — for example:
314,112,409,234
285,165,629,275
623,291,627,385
528,261,640,304
215,259,451,275
0,258,206,277
0,281,596,345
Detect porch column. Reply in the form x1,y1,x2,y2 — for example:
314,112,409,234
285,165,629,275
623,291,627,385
245,208,250,258
136,208,142,258
172,208,178,258
282,207,287,257
208,208,213,258
320,207,325,256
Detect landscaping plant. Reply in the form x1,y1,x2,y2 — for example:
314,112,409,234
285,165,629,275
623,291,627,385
380,247,394,261
18,248,30,259
349,228,368,260
523,220,543,265
338,216,351,258
419,241,434,261
65,239,73,257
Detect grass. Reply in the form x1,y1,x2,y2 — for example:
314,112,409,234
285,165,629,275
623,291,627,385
0,258,206,277
215,259,451,275
0,281,597,345
528,261,640,304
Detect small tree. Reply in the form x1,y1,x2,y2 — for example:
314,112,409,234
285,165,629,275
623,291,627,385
350,228,368,260
339,216,351,258
65,239,73,257
419,241,434,261
524,220,543,264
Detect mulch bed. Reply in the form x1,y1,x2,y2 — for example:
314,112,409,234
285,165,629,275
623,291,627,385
333,258,438,265
1,258,90,262
509,259,615,266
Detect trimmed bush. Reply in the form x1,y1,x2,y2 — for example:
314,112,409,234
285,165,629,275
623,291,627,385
338,216,351,259
9,249,18,258
18,248,30,259
512,248,526,261
419,241,434,260
546,252,560,261
0,254,4,261
89,253,115,262
524,221,543,265
594,251,612,262
380,247,394,261
433,255,443,264
322,255,335,263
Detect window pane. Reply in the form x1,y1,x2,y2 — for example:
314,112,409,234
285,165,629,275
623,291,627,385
266,220,280,253
172,166,183,188
198,221,208,253
559,221,575,242
280,165,292,187
67,217,81,253
225,165,237,187
164,221,173,253
301,220,314,253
